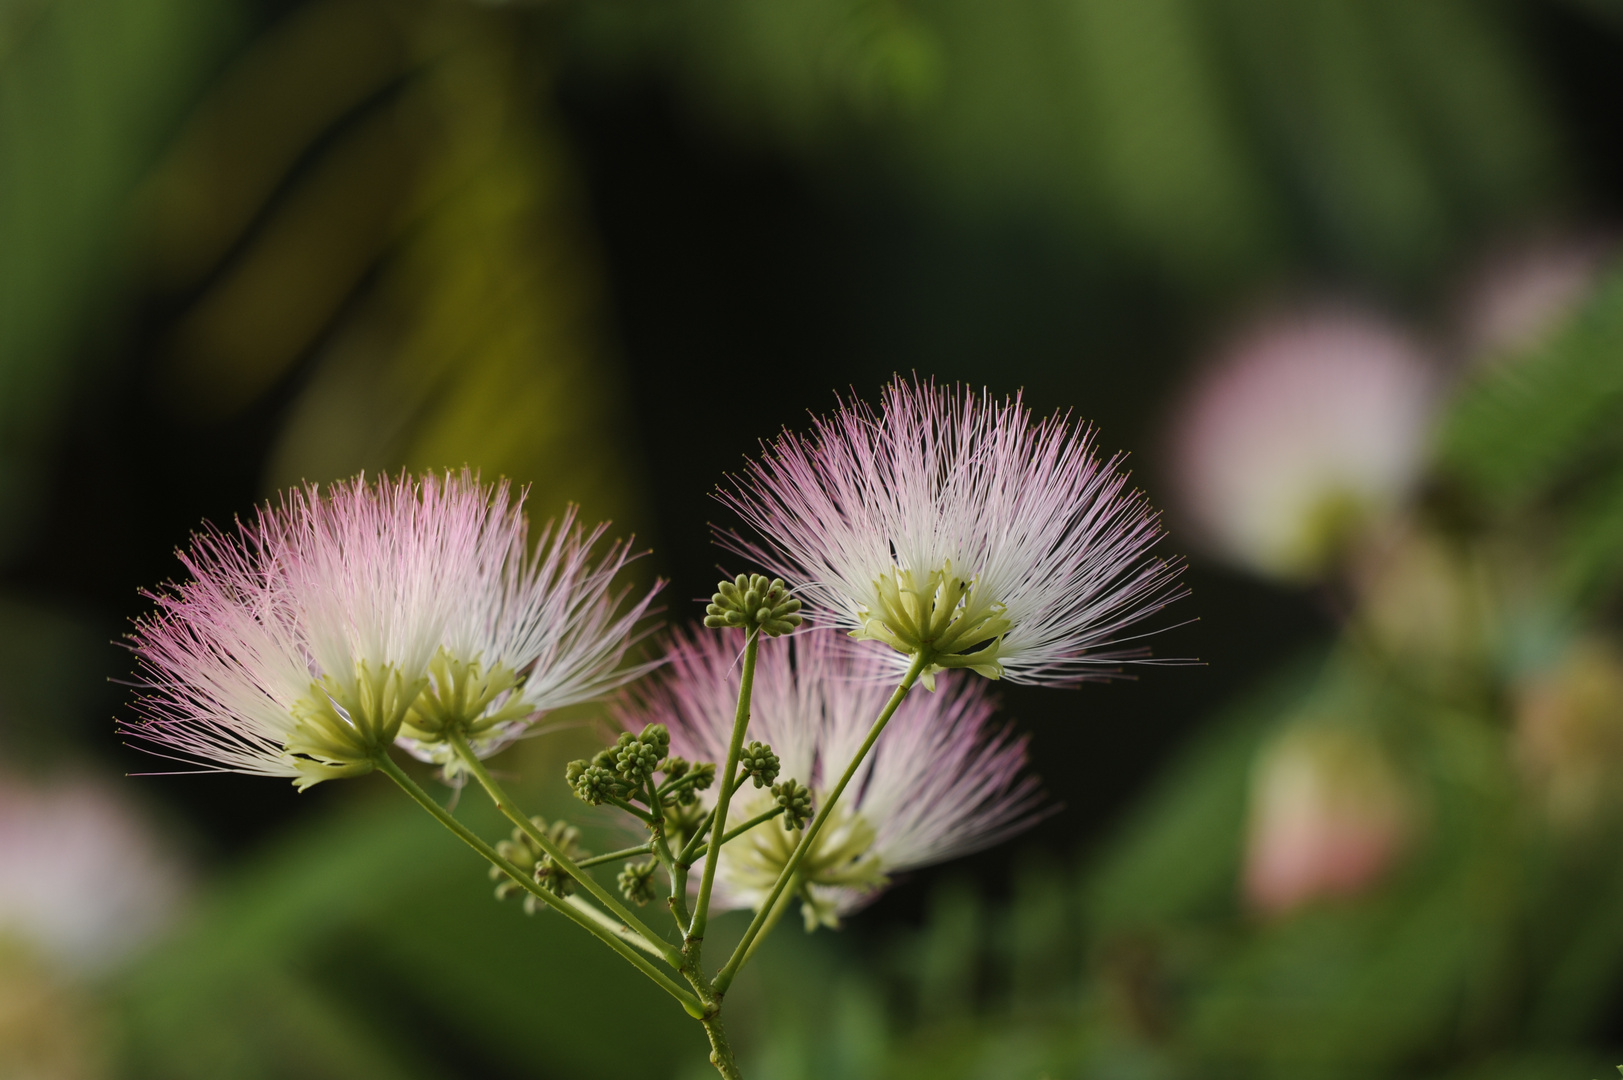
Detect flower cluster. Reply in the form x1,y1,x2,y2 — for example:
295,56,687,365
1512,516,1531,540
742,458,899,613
121,377,1188,1080
617,627,1043,928
717,376,1186,687
124,471,660,788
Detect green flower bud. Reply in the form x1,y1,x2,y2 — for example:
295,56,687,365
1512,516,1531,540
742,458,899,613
488,816,588,914
617,859,659,906
739,741,781,788
704,574,804,636
772,778,813,830
571,763,621,805
613,731,660,784
640,723,670,756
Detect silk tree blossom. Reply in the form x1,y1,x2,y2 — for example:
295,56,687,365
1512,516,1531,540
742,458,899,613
717,377,1186,687
398,500,665,770
619,627,1043,929
1168,308,1436,580
0,772,189,975
125,471,660,788
1243,724,1419,916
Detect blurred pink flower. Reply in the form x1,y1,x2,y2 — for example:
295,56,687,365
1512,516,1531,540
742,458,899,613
718,376,1186,688
0,774,188,974
1169,309,1437,580
617,627,1042,929
1243,725,1416,916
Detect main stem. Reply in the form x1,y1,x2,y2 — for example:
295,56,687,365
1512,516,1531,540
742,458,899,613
702,1015,745,1080
713,650,929,994
373,753,702,1014
690,628,760,942
446,729,680,969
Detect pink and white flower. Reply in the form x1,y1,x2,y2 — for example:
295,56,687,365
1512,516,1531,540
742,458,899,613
1243,723,1417,916
125,471,660,788
1168,307,1436,580
717,377,1185,687
619,627,1043,928
0,771,189,975
398,500,664,769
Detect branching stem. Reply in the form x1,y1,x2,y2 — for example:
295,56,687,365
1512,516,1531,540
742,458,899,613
446,730,680,969
690,628,761,942
373,753,700,1014
712,650,929,994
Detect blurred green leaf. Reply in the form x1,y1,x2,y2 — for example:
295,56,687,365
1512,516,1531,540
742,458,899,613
141,0,643,528
0,0,242,549
114,775,703,1079
573,0,1563,290
1439,259,1623,509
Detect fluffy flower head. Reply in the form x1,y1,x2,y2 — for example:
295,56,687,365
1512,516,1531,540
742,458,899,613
718,377,1185,686
398,497,664,770
1169,308,1436,580
125,471,660,788
619,627,1042,928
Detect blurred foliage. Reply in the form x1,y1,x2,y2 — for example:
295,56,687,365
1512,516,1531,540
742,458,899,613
112,750,708,1080
0,0,241,556
571,0,1564,291
138,0,641,527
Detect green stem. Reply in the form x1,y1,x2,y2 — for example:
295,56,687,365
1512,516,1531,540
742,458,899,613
574,844,654,870
702,1015,745,1080
674,774,753,866
735,872,798,977
685,806,784,864
446,731,681,969
563,896,669,958
713,651,928,994
690,629,761,942
373,754,701,1015
677,804,721,866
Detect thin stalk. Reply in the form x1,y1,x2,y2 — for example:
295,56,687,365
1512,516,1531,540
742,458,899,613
734,874,798,974
574,844,654,870
676,804,721,866
446,731,681,969
685,806,785,864
564,896,669,958
373,754,701,1015
690,629,761,942
713,650,928,994
674,772,753,867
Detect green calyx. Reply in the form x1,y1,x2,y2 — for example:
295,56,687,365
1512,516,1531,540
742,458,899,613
490,815,588,914
705,574,803,636
285,662,427,789
721,792,887,931
399,648,534,746
852,561,1010,687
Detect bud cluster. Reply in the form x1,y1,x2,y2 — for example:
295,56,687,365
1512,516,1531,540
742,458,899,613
490,815,588,914
566,723,672,806
772,778,813,830
739,741,781,789
704,574,803,637
660,757,717,807
617,859,659,906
